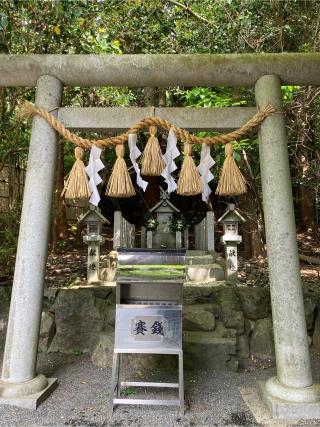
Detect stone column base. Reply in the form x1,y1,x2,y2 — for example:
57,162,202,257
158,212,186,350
258,380,320,419
0,377,57,410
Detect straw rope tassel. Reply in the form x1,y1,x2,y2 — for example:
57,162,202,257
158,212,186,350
177,143,203,196
216,143,246,196
61,147,91,199
141,126,165,176
107,144,135,198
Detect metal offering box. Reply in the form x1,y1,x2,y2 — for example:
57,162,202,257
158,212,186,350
110,248,186,414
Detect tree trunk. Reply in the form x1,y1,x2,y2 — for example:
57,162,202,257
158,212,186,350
297,152,315,231
298,184,315,232
239,190,265,259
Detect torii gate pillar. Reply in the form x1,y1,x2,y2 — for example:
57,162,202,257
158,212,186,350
255,75,320,418
0,75,63,409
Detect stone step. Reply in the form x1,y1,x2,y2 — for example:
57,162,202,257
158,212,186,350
186,250,224,266
187,263,225,282
186,254,215,266
183,323,237,371
186,250,208,256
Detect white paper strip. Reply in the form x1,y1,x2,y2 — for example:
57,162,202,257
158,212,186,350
161,128,180,193
198,143,215,202
85,144,105,206
128,133,148,192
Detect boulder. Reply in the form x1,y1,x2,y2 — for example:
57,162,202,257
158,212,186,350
244,318,255,336
184,322,237,371
183,284,215,305
237,334,250,359
304,296,317,331
91,331,114,368
236,288,271,320
39,312,55,352
312,310,320,352
49,289,113,353
122,354,178,373
215,288,244,333
250,318,275,361
183,305,216,331
92,286,114,300
90,331,176,372
105,305,116,328
43,288,58,310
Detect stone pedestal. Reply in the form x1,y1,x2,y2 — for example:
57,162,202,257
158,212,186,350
184,229,189,249
176,231,182,248
146,230,153,248
0,378,57,410
225,243,238,284
141,227,146,248
83,235,105,284
258,381,320,419
0,75,63,408
86,241,104,283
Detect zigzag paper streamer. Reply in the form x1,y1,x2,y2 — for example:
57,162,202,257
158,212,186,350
85,145,104,206
198,143,215,202
161,128,180,193
128,133,148,191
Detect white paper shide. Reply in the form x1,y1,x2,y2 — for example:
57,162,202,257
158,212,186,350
161,128,180,193
85,145,105,206
198,143,215,202
128,133,148,191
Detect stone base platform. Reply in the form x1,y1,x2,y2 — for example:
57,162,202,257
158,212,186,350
0,378,57,410
258,380,320,419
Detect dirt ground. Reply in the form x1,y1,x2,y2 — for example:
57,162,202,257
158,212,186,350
1,350,320,427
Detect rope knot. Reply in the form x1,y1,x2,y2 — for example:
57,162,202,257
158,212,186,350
149,126,157,137
183,142,192,156
225,142,234,157
115,144,125,158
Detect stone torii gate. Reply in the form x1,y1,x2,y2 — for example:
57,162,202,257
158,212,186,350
0,54,320,419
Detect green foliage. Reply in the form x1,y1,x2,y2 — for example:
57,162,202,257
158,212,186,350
174,87,247,108
0,211,20,278
121,387,137,397
169,212,188,232
282,86,301,104
144,213,159,231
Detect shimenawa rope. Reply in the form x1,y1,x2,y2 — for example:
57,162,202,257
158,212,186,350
18,103,275,198
18,103,275,148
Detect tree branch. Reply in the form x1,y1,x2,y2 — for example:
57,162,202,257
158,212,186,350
299,254,320,266
165,0,211,24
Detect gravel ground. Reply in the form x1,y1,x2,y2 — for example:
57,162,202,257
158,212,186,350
1,351,320,427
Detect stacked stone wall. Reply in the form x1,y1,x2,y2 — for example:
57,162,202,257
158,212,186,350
0,284,318,372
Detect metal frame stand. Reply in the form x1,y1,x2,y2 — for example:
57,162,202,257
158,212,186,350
110,249,186,416
110,350,184,415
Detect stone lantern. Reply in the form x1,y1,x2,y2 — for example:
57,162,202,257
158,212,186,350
218,204,245,284
79,205,110,284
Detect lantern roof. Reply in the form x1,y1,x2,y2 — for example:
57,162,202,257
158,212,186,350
78,204,110,225
218,204,245,223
